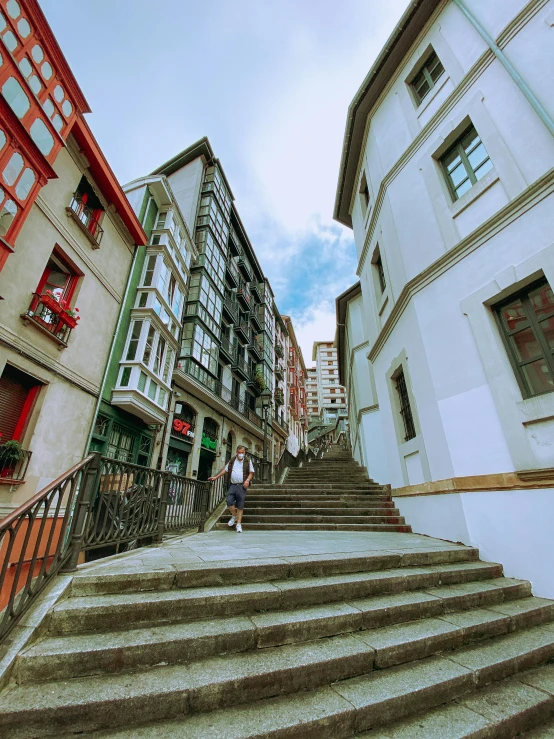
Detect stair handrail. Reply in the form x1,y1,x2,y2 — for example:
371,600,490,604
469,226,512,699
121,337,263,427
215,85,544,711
0,452,100,643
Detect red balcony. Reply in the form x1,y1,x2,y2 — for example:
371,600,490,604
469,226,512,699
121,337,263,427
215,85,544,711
23,293,79,346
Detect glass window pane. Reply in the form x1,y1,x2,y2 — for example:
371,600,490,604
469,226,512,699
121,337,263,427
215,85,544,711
0,131,5,150
126,320,143,360
530,283,554,321
449,161,468,187
455,178,472,198
19,56,31,77
30,118,54,155
62,99,72,117
443,150,462,173
41,62,52,80
6,0,20,19
0,198,17,235
31,44,43,62
52,114,63,132
474,158,493,181
17,17,30,37
500,299,528,332
2,77,29,119
43,98,54,117
2,31,17,52
539,317,554,351
462,129,480,153
467,142,488,171
15,167,35,200
522,358,554,396
511,327,542,362
53,84,64,102
2,152,23,186
0,13,5,32
29,75,41,95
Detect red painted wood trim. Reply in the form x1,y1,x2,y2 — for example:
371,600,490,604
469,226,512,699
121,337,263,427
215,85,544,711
12,383,41,441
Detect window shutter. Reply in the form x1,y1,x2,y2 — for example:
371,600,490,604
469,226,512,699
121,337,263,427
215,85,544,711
0,367,32,440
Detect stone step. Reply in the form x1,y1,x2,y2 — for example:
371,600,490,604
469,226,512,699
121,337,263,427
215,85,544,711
218,522,413,532
42,637,554,739
242,506,400,514
17,587,548,684
354,663,554,738
49,560,502,634
222,515,407,525
249,490,390,497
69,546,480,596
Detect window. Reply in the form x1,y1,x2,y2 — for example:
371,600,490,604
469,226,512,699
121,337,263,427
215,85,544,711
143,254,157,286
411,51,444,105
395,369,416,441
126,320,143,361
106,423,135,462
440,126,492,200
143,324,156,366
495,278,554,398
373,247,386,293
359,172,370,213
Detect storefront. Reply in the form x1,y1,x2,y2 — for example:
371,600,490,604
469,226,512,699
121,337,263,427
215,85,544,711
197,417,219,481
166,403,196,476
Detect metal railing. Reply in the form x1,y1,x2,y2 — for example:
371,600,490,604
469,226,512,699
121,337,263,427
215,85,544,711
68,195,104,245
24,293,75,345
0,453,220,643
0,454,99,642
0,448,32,481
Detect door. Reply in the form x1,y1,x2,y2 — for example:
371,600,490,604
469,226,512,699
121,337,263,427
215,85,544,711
197,448,215,481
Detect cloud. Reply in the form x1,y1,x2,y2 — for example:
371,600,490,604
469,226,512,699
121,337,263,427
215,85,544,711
290,303,338,368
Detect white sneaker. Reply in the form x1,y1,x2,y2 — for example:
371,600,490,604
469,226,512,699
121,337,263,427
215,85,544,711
227,516,236,527
236,523,243,533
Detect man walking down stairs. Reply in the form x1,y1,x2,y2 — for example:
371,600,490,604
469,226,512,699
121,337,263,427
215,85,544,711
217,443,412,532
1,446,554,737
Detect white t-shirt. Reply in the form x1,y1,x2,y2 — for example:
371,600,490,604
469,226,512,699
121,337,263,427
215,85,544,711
225,457,255,484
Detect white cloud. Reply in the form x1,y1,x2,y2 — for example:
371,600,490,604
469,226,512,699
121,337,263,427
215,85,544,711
290,303,339,367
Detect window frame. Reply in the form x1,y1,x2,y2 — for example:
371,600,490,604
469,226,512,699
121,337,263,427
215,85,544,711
494,277,554,399
440,125,492,202
410,50,445,106
394,369,416,442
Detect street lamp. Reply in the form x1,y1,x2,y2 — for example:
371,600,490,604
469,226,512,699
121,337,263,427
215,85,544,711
260,388,272,483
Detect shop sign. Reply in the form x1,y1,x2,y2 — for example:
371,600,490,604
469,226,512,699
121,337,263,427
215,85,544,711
172,418,195,439
201,432,217,451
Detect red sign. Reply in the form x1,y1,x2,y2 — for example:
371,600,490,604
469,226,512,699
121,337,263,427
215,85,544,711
172,419,194,438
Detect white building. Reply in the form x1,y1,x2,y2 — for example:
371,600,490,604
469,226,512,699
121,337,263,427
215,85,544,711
312,341,348,424
335,0,554,596
306,367,319,422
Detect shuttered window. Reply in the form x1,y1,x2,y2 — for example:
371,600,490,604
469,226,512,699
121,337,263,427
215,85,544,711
0,365,39,440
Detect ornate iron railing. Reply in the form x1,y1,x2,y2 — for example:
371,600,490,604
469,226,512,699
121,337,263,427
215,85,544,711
0,454,99,642
68,194,104,245
0,448,32,481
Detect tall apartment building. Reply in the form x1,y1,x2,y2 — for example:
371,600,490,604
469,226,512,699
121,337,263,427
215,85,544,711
283,316,308,454
306,367,319,421
0,0,145,514
120,139,281,480
312,341,348,423
334,0,554,594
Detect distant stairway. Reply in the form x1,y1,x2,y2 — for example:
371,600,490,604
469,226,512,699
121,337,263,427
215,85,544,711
217,443,412,533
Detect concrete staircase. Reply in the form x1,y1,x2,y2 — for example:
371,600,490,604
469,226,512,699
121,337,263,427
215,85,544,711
218,444,412,533
2,541,554,738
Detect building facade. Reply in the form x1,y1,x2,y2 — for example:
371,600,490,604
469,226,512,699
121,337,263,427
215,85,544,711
283,316,309,455
87,175,197,469
306,366,319,422
311,341,348,424
335,0,554,595
0,0,146,514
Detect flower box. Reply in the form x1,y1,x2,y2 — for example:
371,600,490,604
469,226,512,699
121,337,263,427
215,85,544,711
41,294,63,315
58,312,78,329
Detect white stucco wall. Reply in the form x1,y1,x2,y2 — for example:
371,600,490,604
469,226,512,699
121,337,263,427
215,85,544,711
394,490,554,598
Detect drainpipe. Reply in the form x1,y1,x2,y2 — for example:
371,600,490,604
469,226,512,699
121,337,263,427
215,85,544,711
452,0,554,138
84,244,140,453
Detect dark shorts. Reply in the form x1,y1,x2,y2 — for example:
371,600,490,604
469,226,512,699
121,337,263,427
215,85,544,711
227,483,247,510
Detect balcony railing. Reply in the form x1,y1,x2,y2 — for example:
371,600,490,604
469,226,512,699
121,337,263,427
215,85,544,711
275,344,284,359
177,358,262,428
235,319,251,344
226,258,240,287
232,352,250,380
274,412,289,435
23,293,76,346
250,307,263,331
275,363,284,379
250,282,263,302
0,447,32,481
237,254,253,281
223,294,239,324
67,194,104,247
219,334,235,364
248,337,263,361
236,281,251,309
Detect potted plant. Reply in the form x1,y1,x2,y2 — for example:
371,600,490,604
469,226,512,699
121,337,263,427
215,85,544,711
58,299,80,329
0,440,25,478
40,290,63,315
253,371,265,393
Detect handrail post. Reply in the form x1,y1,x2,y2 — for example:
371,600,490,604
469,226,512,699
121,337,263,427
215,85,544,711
61,452,102,573
198,480,211,533
157,471,171,544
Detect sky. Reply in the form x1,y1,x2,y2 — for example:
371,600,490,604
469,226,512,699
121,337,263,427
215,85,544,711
40,0,408,365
